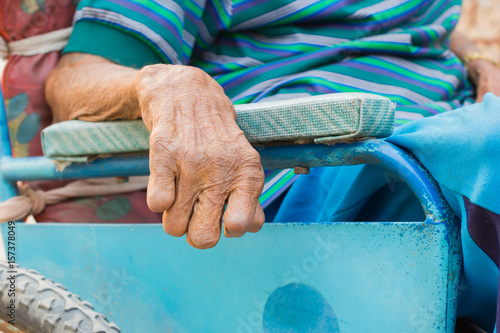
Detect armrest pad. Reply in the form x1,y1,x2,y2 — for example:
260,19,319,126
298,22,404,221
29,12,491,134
42,93,395,161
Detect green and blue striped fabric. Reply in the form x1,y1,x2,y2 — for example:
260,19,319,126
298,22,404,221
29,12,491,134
64,0,475,207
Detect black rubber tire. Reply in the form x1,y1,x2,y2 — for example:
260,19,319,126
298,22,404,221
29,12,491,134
0,261,121,333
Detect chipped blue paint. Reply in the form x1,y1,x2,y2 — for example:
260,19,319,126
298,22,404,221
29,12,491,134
2,221,460,332
263,283,340,332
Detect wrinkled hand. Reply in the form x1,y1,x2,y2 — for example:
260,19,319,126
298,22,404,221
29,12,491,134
135,65,265,249
469,60,500,103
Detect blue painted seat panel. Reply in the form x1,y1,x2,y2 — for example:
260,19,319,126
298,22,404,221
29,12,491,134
3,221,457,332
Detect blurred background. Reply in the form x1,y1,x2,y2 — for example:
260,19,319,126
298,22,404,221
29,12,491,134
1,0,499,79
457,0,500,63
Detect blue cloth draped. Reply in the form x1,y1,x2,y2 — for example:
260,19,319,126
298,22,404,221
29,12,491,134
274,93,500,330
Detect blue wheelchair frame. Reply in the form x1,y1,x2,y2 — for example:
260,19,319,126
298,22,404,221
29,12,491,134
0,89,462,332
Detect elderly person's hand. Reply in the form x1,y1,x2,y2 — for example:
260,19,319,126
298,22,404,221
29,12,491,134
467,59,500,103
449,30,500,103
136,65,265,248
46,54,265,249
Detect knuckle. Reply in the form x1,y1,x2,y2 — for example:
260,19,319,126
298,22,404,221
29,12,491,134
136,65,171,95
207,78,225,93
136,64,163,84
237,149,263,170
149,135,178,168
238,165,265,189
246,148,262,162
150,143,177,163
182,66,209,85
255,171,265,187
150,131,176,152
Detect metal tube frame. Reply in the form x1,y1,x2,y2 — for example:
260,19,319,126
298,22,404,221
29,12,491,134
1,140,454,224
0,85,17,201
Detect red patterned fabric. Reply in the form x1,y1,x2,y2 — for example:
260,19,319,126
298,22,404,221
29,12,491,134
1,0,76,157
1,0,75,41
0,0,161,223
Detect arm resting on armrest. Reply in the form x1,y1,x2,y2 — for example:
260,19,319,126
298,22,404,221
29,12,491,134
45,53,265,249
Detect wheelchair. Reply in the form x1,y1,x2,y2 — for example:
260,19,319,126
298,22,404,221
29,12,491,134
0,90,462,332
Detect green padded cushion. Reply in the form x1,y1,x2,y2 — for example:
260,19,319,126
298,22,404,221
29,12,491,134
41,93,395,161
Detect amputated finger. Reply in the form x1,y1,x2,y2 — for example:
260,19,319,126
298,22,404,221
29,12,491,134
162,176,198,237
223,186,260,238
147,170,176,213
147,133,177,212
185,192,225,249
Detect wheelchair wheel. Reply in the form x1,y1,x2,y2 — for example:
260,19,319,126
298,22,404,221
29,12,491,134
0,261,120,333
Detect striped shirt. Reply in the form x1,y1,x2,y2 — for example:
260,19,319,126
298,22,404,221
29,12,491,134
65,0,474,208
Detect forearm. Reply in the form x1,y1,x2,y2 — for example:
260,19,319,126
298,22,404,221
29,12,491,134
449,30,481,61
45,53,141,122
449,30,495,86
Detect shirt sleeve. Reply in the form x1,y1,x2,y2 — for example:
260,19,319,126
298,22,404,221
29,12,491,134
64,0,204,68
